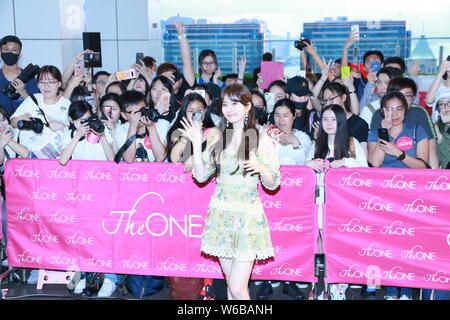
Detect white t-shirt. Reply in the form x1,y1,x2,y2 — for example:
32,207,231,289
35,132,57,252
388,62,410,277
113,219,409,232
276,129,312,165
11,94,70,159
307,137,368,229
61,129,114,161
359,99,380,129
428,85,450,123
115,120,170,162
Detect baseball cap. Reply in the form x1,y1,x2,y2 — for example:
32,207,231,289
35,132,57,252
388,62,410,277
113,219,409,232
431,88,450,123
286,76,312,97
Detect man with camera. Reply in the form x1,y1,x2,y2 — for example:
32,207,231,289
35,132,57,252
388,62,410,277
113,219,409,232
115,90,169,163
0,35,39,116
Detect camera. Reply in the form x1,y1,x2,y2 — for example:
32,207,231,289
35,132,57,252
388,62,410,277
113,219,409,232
82,116,105,133
294,38,311,51
140,107,161,123
2,63,40,100
17,117,44,134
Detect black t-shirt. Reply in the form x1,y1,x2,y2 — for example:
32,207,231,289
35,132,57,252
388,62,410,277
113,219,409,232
175,75,196,104
292,110,320,139
347,114,369,143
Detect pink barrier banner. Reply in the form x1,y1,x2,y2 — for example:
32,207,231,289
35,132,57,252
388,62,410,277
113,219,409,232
324,168,450,290
4,159,317,282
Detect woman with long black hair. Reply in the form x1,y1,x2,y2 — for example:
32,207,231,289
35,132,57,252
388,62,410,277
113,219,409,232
306,104,367,300
166,92,215,166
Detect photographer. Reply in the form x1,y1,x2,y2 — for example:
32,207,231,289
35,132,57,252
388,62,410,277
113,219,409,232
10,65,70,160
0,35,39,116
59,100,115,165
115,90,169,163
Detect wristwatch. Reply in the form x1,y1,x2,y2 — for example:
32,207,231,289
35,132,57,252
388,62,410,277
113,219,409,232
396,151,406,161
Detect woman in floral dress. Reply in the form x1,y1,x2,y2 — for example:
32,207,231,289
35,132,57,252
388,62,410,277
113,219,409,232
180,83,280,300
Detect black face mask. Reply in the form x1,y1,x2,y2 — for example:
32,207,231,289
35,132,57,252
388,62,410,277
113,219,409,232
1,52,19,66
293,101,308,110
255,107,265,120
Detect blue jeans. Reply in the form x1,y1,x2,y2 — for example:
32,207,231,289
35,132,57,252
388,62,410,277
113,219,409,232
386,286,412,298
104,273,124,284
422,289,450,300
1,200,6,245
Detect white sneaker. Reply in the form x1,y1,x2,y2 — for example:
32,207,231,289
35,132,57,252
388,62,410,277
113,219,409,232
399,294,411,300
271,281,281,288
295,282,310,289
27,269,40,285
97,278,116,298
329,284,347,300
253,281,263,286
74,279,86,294
384,295,399,300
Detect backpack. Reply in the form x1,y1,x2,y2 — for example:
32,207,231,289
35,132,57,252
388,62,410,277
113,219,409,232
124,275,165,298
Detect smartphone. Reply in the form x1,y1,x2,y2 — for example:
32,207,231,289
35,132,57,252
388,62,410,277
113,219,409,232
74,63,84,77
136,52,144,65
192,112,202,122
341,66,351,79
351,24,360,40
371,61,381,73
264,92,276,107
161,92,171,106
84,52,100,62
378,128,390,142
101,105,112,120
192,89,206,99
116,69,137,81
267,125,283,139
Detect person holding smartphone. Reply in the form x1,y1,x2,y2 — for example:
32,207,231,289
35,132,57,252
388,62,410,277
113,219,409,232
146,75,175,120
359,67,403,128
166,92,215,166
434,92,450,168
368,92,430,300
368,91,430,170
426,56,450,123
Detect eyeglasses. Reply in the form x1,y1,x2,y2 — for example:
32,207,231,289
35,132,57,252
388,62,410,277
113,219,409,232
438,101,450,110
320,94,343,106
95,80,107,86
38,80,59,87
201,61,216,66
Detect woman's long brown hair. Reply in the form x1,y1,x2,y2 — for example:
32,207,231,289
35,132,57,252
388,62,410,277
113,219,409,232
210,84,259,176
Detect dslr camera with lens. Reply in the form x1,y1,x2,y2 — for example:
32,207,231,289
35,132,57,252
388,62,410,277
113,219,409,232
294,38,311,51
2,63,40,100
17,117,45,134
140,107,161,123
82,116,105,133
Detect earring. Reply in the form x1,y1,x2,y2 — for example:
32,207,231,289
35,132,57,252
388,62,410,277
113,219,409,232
244,112,249,127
